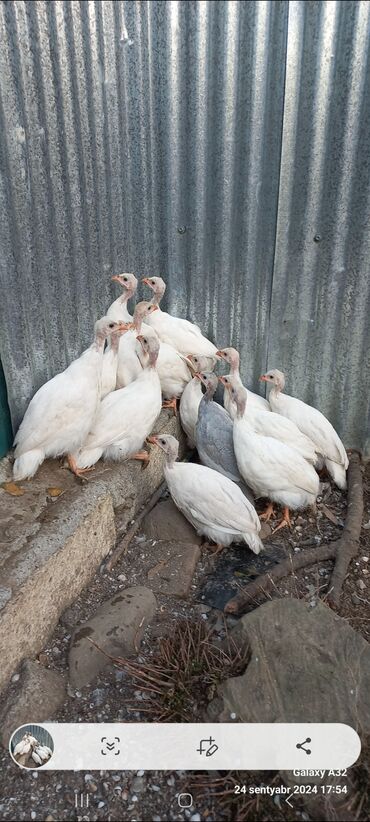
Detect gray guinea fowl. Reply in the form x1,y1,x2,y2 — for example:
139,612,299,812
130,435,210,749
195,371,254,505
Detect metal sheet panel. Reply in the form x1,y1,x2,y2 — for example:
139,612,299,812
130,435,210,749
0,0,369,456
268,0,370,456
0,0,287,430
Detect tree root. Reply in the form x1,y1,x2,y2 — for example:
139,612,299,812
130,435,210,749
105,481,166,572
224,452,363,614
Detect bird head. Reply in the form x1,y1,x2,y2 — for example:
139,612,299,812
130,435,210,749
136,331,160,366
111,272,138,295
95,317,133,342
142,276,166,299
195,371,218,397
260,369,285,390
215,347,240,369
146,433,179,463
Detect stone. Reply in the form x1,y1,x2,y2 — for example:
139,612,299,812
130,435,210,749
69,587,157,688
141,498,202,544
145,541,201,597
214,599,370,733
0,659,66,747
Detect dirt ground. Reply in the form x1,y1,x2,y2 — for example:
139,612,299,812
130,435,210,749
0,464,369,822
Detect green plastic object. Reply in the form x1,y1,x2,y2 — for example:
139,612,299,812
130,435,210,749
0,361,13,458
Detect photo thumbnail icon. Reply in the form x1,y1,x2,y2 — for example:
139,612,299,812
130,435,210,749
10,725,54,769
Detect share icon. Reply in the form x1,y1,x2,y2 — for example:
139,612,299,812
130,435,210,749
296,738,311,755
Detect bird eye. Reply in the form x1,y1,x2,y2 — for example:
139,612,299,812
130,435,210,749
108,323,115,328
143,338,148,344
151,280,155,285
160,439,166,445
123,276,128,282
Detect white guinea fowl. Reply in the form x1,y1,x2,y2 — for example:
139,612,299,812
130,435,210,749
13,735,32,757
76,335,162,469
227,384,320,533
142,276,218,357
220,374,318,464
261,369,349,490
147,434,263,555
13,317,131,481
116,301,159,388
216,347,270,414
137,326,193,415
107,272,138,322
179,354,218,447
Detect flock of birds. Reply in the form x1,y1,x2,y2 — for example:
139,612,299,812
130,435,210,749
13,273,348,555
12,731,52,767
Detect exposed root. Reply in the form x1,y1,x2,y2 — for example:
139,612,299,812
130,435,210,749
224,453,363,614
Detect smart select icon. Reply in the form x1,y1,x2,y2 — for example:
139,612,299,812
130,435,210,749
101,737,120,755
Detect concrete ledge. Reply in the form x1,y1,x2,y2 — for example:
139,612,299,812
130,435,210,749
0,411,185,693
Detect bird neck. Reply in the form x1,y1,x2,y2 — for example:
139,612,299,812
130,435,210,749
148,352,158,368
270,384,281,400
110,334,120,354
120,289,134,305
229,362,240,379
93,333,106,352
133,315,143,332
152,292,162,307
204,387,214,402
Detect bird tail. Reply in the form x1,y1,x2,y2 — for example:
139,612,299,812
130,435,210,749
13,449,44,480
76,447,103,469
325,458,347,491
244,531,263,555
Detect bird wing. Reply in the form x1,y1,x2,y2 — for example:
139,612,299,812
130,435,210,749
14,349,99,454
169,463,259,534
277,394,347,465
196,401,240,479
237,423,319,496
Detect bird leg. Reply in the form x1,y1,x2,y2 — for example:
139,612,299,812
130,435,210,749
162,397,177,415
202,541,225,555
260,502,275,522
130,450,150,469
67,454,95,477
271,506,292,534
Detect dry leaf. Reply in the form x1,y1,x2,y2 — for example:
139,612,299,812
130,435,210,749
321,503,339,526
1,481,25,496
47,487,64,498
147,561,168,580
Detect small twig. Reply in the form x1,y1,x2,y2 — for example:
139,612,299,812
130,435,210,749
224,453,363,614
105,480,166,571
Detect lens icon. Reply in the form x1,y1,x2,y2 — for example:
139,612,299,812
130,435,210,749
178,793,193,808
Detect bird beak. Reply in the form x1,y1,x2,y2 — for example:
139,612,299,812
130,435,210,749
150,304,159,312
215,350,224,359
142,277,151,286
117,322,133,333
259,374,268,382
194,373,202,380
136,334,144,344
146,435,158,446
218,375,227,386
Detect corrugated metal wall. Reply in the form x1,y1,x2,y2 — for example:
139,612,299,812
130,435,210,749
0,0,369,454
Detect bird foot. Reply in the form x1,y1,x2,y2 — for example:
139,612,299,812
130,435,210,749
162,397,178,415
271,507,292,534
130,450,150,469
203,541,225,555
260,502,275,522
67,455,95,478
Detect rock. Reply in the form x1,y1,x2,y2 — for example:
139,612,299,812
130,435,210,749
0,659,66,747
214,599,370,733
145,541,201,597
69,587,157,688
130,776,146,793
357,579,366,591
141,498,202,544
